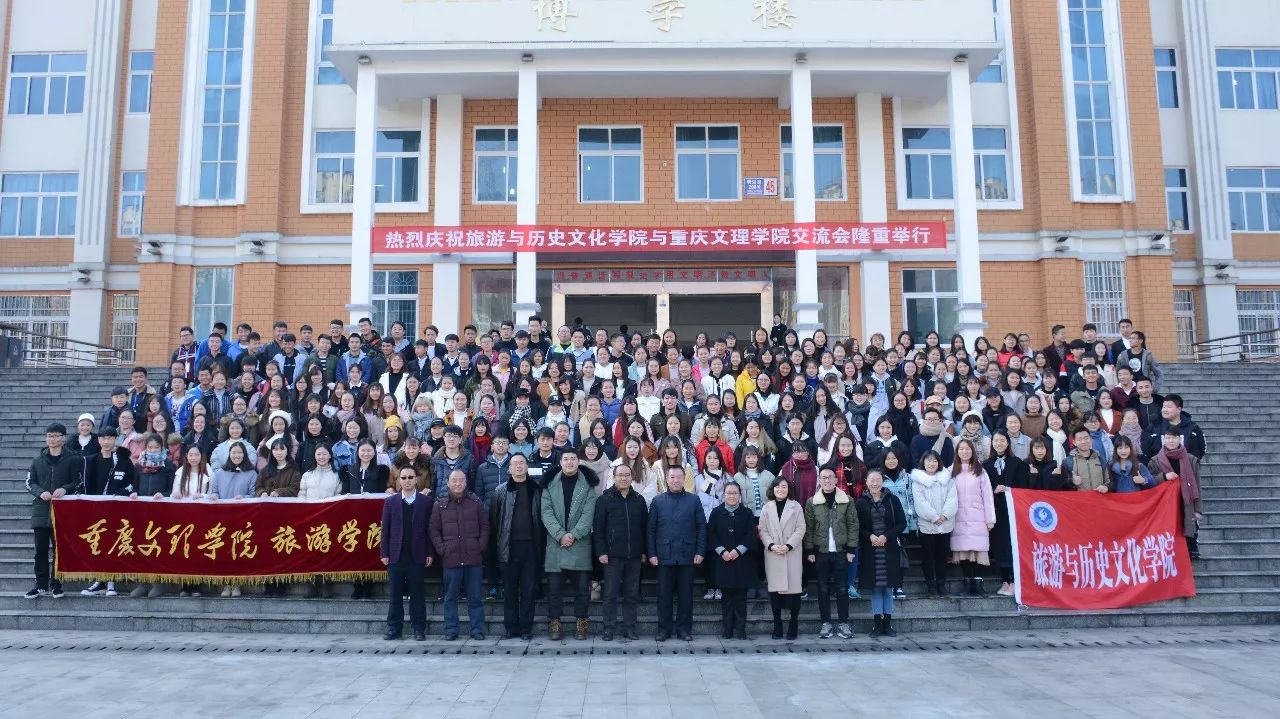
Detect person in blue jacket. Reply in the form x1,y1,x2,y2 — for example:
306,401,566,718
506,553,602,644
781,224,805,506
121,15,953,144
647,465,707,642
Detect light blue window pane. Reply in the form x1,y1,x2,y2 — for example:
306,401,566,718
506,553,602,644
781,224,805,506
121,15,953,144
1258,51,1280,68
707,126,738,149
931,155,954,199
374,157,392,203
229,0,246,12
814,155,843,199
1229,169,1264,187
227,13,245,49
507,157,517,200
1095,121,1114,156
218,161,237,199
205,51,224,85
1157,72,1178,108
322,0,334,13
201,126,220,161
57,197,76,235
1167,189,1188,230
1092,84,1111,119
1229,193,1246,229
906,155,931,199
1086,9,1105,44
1218,71,1235,108
782,152,794,199
1257,73,1278,109
507,129,517,150
8,77,27,114
26,77,45,115
42,174,77,192
317,66,343,84
476,155,510,201
221,88,240,122
1081,159,1099,195
315,131,354,153
51,53,85,72
1090,47,1109,81
677,154,707,199
474,129,507,151
209,12,227,48
1165,168,1186,187
0,197,16,235
1267,193,1280,231
39,197,57,236
612,127,641,150
377,131,419,153
1077,121,1095,156
1072,47,1090,82
1068,11,1086,45
580,155,611,201
396,157,418,202
1154,49,1175,68
18,197,38,236
321,18,333,53
199,163,218,199
11,55,49,73
903,128,950,150
203,90,221,123
124,172,146,191
372,272,387,295
976,63,1002,83
66,76,84,114
129,75,150,113
708,153,738,199
1266,170,1280,187
780,125,792,149
675,126,706,149
980,156,1008,199
46,76,66,114
224,51,242,85
578,128,609,151
1073,83,1092,119
614,155,641,201
1217,49,1253,67
973,128,1006,150
131,51,154,71
1,175,37,192
1098,159,1117,194
1245,193,1264,230
814,126,843,149
220,126,238,160
1235,72,1255,108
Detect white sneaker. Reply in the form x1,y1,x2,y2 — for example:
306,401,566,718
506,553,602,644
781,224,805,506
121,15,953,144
104,588,117,597
230,586,242,597
81,581,105,596
220,586,233,598
836,623,853,639
714,589,722,600
818,622,833,639
703,589,716,600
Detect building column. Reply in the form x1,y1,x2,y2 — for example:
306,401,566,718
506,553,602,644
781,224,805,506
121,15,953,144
347,61,378,331
790,65,821,336
69,0,126,354
513,64,540,325
948,61,986,346
856,93,891,344
432,94,463,336
1182,0,1239,349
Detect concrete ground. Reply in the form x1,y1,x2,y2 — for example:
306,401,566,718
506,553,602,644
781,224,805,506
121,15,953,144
0,626,1276,718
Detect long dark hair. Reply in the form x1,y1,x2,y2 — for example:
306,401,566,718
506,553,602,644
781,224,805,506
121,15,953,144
262,438,297,478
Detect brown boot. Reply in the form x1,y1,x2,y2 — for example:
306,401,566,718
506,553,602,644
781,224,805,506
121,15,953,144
575,618,589,640
548,619,562,641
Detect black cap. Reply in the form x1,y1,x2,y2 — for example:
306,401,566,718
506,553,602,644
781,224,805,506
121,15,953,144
45,422,67,435
98,426,119,438
430,418,445,428
514,388,531,399
111,386,128,396
984,387,1001,398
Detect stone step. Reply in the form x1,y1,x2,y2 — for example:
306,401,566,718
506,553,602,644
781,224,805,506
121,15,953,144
1201,510,1280,524
1194,538,1280,556
1198,525,1280,541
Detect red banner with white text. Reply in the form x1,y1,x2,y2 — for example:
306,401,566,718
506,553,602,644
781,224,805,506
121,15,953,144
1009,481,1196,610
372,222,948,253
52,495,387,583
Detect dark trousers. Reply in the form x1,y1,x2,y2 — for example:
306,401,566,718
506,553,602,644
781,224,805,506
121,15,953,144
442,565,486,635
33,527,58,590
814,552,850,622
601,556,641,631
656,564,694,636
502,540,538,634
386,559,425,634
720,588,747,637
919,532,951,584
546,569,590,620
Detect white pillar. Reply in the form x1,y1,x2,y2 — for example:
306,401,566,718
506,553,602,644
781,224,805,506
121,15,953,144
948,61,986,346
1181,0,1238,346
347,62,378,330
432,94,463,336
69,0,125,353
856,93,891,345
790,65,821,336
513,65,540,325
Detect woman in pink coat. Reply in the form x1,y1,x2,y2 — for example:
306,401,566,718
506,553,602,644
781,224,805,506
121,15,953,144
949,439,996,597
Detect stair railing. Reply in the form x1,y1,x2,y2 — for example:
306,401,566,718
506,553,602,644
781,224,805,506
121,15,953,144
0,322,129,367
1190,327,1280,363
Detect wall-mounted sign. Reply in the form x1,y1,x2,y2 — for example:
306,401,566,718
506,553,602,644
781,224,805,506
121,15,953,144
743,177,779,197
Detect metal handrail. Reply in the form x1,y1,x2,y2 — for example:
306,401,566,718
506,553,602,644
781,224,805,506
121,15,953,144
0,322,128,367
1189,326,1280,363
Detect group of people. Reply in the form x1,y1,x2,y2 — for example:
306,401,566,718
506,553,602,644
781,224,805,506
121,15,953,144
23,313,1206,642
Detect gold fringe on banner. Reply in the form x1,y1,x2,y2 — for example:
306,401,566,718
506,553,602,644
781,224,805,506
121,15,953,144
55,571,388,585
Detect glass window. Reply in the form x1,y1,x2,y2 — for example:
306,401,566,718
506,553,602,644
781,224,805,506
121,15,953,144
900,269,959,343
1174,289,1196,358
128,51,153,114
1217,48,1280,110
0,172,78,237
192,267,234,335
312,130,421,205
110,294,139,362
1067,0,1120,196
977,0,1005,83
474,127,518,203
1165,167,1191,232
1083,260,1126,336
119,171,146,236
1237,289,1280,356
772,267,850,336
7,53,87,115
316,0,342,85
903,128,954,200
675,125,739,201
470,269,552,331
0,295,70,360
973,127,1010,200
1155,48,1179,109
578,127,642,203
781,125,846,200
372,270,417,341
1227,167,1280,232
198,0,247,200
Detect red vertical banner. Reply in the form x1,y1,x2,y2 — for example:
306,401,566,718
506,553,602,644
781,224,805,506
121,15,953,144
1009,482,1196,610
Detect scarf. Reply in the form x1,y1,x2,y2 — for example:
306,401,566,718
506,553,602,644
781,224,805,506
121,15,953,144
410,410,434,441
959,423,984,446
745,470,764,512
1154,445,1199,504
918,421,942,438
1045,428,1068,464
1119,422,1143,450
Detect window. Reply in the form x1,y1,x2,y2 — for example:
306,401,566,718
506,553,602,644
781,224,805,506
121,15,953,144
1165,168,1191,232
474,127,518,203
903,128,954,201
977,0,1004,83
312,130,422,205
675,125,740,201
193,267,234,335
1217,48,1280,110
781,125,846,200
315,0,342,85
198,0,248,200
0,173,78,237
6,53,86,115
372,271,418,342
1155,48,1179,109
1227,168,1280,232
110,294,139,362
578,127,642,203
119,172,146,236
470,269,553,331
1174,289,1196,359
0,295,69,361
1083,260,1126,336
1237,290,1280,356
127,51,153,114
974,128,1010,200
1067,0,1120,197
902,269,959,342
772,267,851,335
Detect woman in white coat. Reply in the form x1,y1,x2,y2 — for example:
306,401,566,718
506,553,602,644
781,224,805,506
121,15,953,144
759,477,806,640
910,450,957,598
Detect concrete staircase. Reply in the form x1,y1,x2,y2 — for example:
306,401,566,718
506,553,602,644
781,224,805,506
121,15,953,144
0,364,1277,636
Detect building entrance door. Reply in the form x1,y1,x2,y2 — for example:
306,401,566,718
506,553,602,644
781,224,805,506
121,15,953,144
563,294,657,337
552,277,772,337
669,295,759,341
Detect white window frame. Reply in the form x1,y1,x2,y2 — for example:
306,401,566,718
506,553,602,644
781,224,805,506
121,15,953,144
1216,48,1280,111
1173,289,1196,359
973,127,1013,202
1227,167,1280,233
1083,260,1127,337
0,295,69,360
473,126,519,204
127,51,153,115
1236,290,1280,356
308,128,426,209
119,171,146,237
901,268,959,342
0,172,79,238
372,270,419,342
1057,0,1134,203
576,126,644,204
780,123,847,201
315,0,342,85
177,0,257,206
1154,47,1180,110
1164,166,1193,233
6,52,87,116
899,126,954,206
674,124,741,202
192,267,234,333
976,0,1004,83
110,294,139,362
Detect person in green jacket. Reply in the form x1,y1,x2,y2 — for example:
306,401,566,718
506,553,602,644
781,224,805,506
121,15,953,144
541,449,599,640
804,468,860,639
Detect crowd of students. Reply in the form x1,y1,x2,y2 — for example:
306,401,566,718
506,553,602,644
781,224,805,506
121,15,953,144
23,314,1206,642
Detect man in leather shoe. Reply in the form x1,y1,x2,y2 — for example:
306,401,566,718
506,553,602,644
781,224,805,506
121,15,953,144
381,467,434,641
648,466,707,643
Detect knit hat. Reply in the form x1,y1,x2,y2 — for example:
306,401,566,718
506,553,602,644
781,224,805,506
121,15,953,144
962,411,983,425
269,410,292,427
77,413,95,425
383,416,404,432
